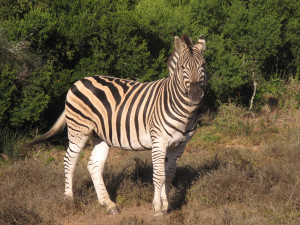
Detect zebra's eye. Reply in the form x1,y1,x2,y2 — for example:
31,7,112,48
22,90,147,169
181,65,185,70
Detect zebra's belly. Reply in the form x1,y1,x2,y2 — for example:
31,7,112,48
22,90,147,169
109,132,153,151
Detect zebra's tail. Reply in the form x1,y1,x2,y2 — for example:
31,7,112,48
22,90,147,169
25,110,66,147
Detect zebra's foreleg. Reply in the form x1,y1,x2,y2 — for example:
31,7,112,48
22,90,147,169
151,140,167,217
160,144,186,213
87,138,119,214
160,176,173,214
64,133,88,199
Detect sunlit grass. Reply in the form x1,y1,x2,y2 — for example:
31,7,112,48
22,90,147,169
0,105,299,224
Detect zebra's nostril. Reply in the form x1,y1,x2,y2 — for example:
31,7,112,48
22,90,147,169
189,81,203,103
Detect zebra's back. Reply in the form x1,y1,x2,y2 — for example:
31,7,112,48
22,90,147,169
65,75,165,150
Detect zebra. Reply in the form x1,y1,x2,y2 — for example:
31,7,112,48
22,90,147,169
28,34,206,217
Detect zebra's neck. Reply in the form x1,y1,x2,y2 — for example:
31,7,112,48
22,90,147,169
167,49,180,78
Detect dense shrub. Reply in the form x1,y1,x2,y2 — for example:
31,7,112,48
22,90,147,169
0,0,299,129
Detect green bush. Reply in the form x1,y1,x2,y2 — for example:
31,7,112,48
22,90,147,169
0,126,25,159
0,65,17,123
256,76,300,111
214,103,246,134
0,0,299,129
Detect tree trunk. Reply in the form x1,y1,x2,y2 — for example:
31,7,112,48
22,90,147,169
249,78,257,111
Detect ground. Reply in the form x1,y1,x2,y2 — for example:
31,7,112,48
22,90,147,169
0,105,299,225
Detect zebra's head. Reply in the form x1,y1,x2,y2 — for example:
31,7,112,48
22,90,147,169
173,34,206,104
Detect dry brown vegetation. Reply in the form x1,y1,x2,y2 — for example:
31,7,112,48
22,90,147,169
1,100,299,224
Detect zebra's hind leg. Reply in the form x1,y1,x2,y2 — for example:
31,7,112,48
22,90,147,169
161,144,186,214
64,132,89,200
87,137,120,214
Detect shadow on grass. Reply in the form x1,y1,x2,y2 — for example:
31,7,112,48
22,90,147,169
75,154,220,211
172,155,220,210
107,157,154,203
74,157,154,205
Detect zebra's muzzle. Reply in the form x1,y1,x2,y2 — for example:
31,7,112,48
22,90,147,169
188,81,203,104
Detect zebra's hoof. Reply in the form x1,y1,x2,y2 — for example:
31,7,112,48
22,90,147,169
63,195,74,202
153,211,164,218
162,209,169,214
107,206,121,215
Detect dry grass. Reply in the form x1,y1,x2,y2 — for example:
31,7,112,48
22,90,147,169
0,106,299,225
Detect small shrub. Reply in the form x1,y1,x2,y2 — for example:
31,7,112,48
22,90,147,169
214,103,252,136
199,130,221,143
281,78,300,110
0,126,26,159
258,77,300,111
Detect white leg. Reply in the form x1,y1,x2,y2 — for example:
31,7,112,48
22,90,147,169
160,168,175,213
64,133,88,199
151,140,167,216
160,144,186,213
87,138,119,214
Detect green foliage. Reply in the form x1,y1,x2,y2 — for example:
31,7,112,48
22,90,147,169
206,34,249,103
198,130,221,143
0,0,299,128
0,126,25,158
256,76,300,111
214,103,246,134
0,65,16,122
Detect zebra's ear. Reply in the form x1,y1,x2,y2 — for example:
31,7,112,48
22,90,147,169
194,34,206,51
174,36,186,53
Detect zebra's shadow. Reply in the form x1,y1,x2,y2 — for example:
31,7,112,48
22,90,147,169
171,155,220,210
